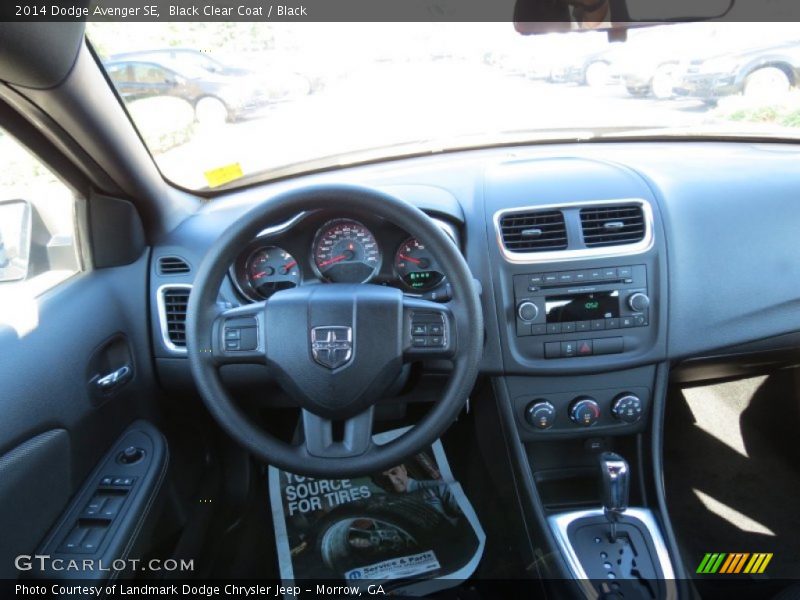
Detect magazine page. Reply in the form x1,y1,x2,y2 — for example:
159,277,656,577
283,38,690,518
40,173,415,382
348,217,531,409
269,428,485,593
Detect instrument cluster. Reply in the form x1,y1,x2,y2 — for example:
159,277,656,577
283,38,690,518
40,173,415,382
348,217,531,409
229,212,456,302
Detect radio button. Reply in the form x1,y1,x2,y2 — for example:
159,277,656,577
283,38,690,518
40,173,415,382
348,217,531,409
618,266,633,278
627,292,651,312
594,337,624,355
576,321,591,332
620,316,635,328
544,342,561,358
518,301,539,322
562,341,577,357
591,319,606,331
558,272,574,283
602,268,618,279
532,324,547,336
589,270,603,280
543,273,558,284
546,323,562,335
529,274,544,285
574,271,589,282
605,318,620,329
562,322,576,333
516,322,532,337
634,315,648,327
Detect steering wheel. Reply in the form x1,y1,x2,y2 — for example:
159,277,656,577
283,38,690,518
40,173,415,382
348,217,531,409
186,184,482,477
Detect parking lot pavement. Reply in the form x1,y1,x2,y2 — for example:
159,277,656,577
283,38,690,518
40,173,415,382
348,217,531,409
155,64,716,188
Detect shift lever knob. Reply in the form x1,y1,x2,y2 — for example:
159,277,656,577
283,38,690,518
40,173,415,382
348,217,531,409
598,452,629,540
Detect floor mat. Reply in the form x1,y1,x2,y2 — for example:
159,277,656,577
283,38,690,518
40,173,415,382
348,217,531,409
664,369,800,584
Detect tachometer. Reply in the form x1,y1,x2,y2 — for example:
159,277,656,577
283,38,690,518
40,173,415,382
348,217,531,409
395,237,445,291
245,246,300,299
312,219,381,283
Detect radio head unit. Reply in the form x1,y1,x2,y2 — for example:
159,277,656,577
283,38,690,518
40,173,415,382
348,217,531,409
513,265,651,359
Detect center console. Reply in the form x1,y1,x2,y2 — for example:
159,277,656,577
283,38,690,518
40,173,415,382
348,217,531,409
482,157,680,597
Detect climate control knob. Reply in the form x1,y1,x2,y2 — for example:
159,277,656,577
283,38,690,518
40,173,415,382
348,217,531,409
627,292,650,313
611,393,643,424
525,401,556,430
517,301,539,322
569,397,600,427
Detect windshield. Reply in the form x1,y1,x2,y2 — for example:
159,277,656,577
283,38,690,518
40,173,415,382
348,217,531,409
88,22,800,191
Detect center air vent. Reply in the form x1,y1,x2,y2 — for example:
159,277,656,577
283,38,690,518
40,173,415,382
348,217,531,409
158,256,190,275
499,209,567,252
580,205,646,248
160,287,191,350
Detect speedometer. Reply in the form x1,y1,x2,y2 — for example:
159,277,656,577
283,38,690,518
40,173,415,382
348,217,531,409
312,219,382,283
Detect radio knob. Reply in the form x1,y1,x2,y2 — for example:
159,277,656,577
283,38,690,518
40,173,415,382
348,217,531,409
569,397,600,427
526,401,556,429
627,292,650,313
611,393,643,424
517,301,539,322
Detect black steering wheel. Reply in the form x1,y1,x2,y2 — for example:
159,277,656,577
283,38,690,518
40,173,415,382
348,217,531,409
186,184,482,477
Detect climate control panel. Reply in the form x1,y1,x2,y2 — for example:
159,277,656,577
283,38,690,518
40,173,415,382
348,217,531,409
517,387,649,437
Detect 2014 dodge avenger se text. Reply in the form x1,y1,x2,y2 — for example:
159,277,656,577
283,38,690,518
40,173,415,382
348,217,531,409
2,2,800,599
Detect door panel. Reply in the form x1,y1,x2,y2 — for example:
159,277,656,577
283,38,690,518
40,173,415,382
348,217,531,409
0,251,158,574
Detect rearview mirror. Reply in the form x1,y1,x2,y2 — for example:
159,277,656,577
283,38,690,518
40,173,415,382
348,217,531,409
0,199,32,283
514,0,734,34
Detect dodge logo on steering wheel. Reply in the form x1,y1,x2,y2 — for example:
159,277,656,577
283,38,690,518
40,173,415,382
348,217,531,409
311,326,353,369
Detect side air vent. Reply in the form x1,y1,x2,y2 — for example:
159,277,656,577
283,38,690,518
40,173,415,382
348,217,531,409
580,204,646,248
159,286,191,351
499,210,567,252
158,256,190,275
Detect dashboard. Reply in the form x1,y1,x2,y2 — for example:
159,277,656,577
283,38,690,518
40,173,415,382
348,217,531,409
227,210,457,303
149,141,800,394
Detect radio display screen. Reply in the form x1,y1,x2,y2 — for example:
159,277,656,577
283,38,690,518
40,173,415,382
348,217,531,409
545,291,620,323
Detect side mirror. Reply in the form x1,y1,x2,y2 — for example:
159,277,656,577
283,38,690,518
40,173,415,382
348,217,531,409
0,199,32,283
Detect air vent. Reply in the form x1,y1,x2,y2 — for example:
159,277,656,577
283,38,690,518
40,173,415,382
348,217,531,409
161,287,190,349
580,205,646,248
499,210,567,252
158,256,190,275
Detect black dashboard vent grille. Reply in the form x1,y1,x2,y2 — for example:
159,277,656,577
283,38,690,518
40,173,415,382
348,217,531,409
580,205,645,248
158,256,190,275
499,210,567,252
162,288,190,348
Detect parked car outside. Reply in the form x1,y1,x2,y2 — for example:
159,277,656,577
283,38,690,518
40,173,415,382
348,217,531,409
104,59,271,124
111,48,313,101
675,40,800,103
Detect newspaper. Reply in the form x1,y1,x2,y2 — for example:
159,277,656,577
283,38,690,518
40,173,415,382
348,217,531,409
268,427,485,594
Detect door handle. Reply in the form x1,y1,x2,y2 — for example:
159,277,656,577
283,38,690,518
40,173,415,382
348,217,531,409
95,365,132,392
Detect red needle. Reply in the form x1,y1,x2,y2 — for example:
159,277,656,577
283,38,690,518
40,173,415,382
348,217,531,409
317,254,347,268
284,260,297,270
398,254,421,265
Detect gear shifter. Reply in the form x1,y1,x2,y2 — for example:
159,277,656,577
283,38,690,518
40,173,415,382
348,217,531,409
598,451,629,541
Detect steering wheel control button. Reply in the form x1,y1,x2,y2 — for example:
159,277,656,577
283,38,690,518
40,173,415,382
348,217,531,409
611,394,644,424
517,301,539,322
410,312,447,349
526,401,556,429
570,397,601,427
223,317,258,352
